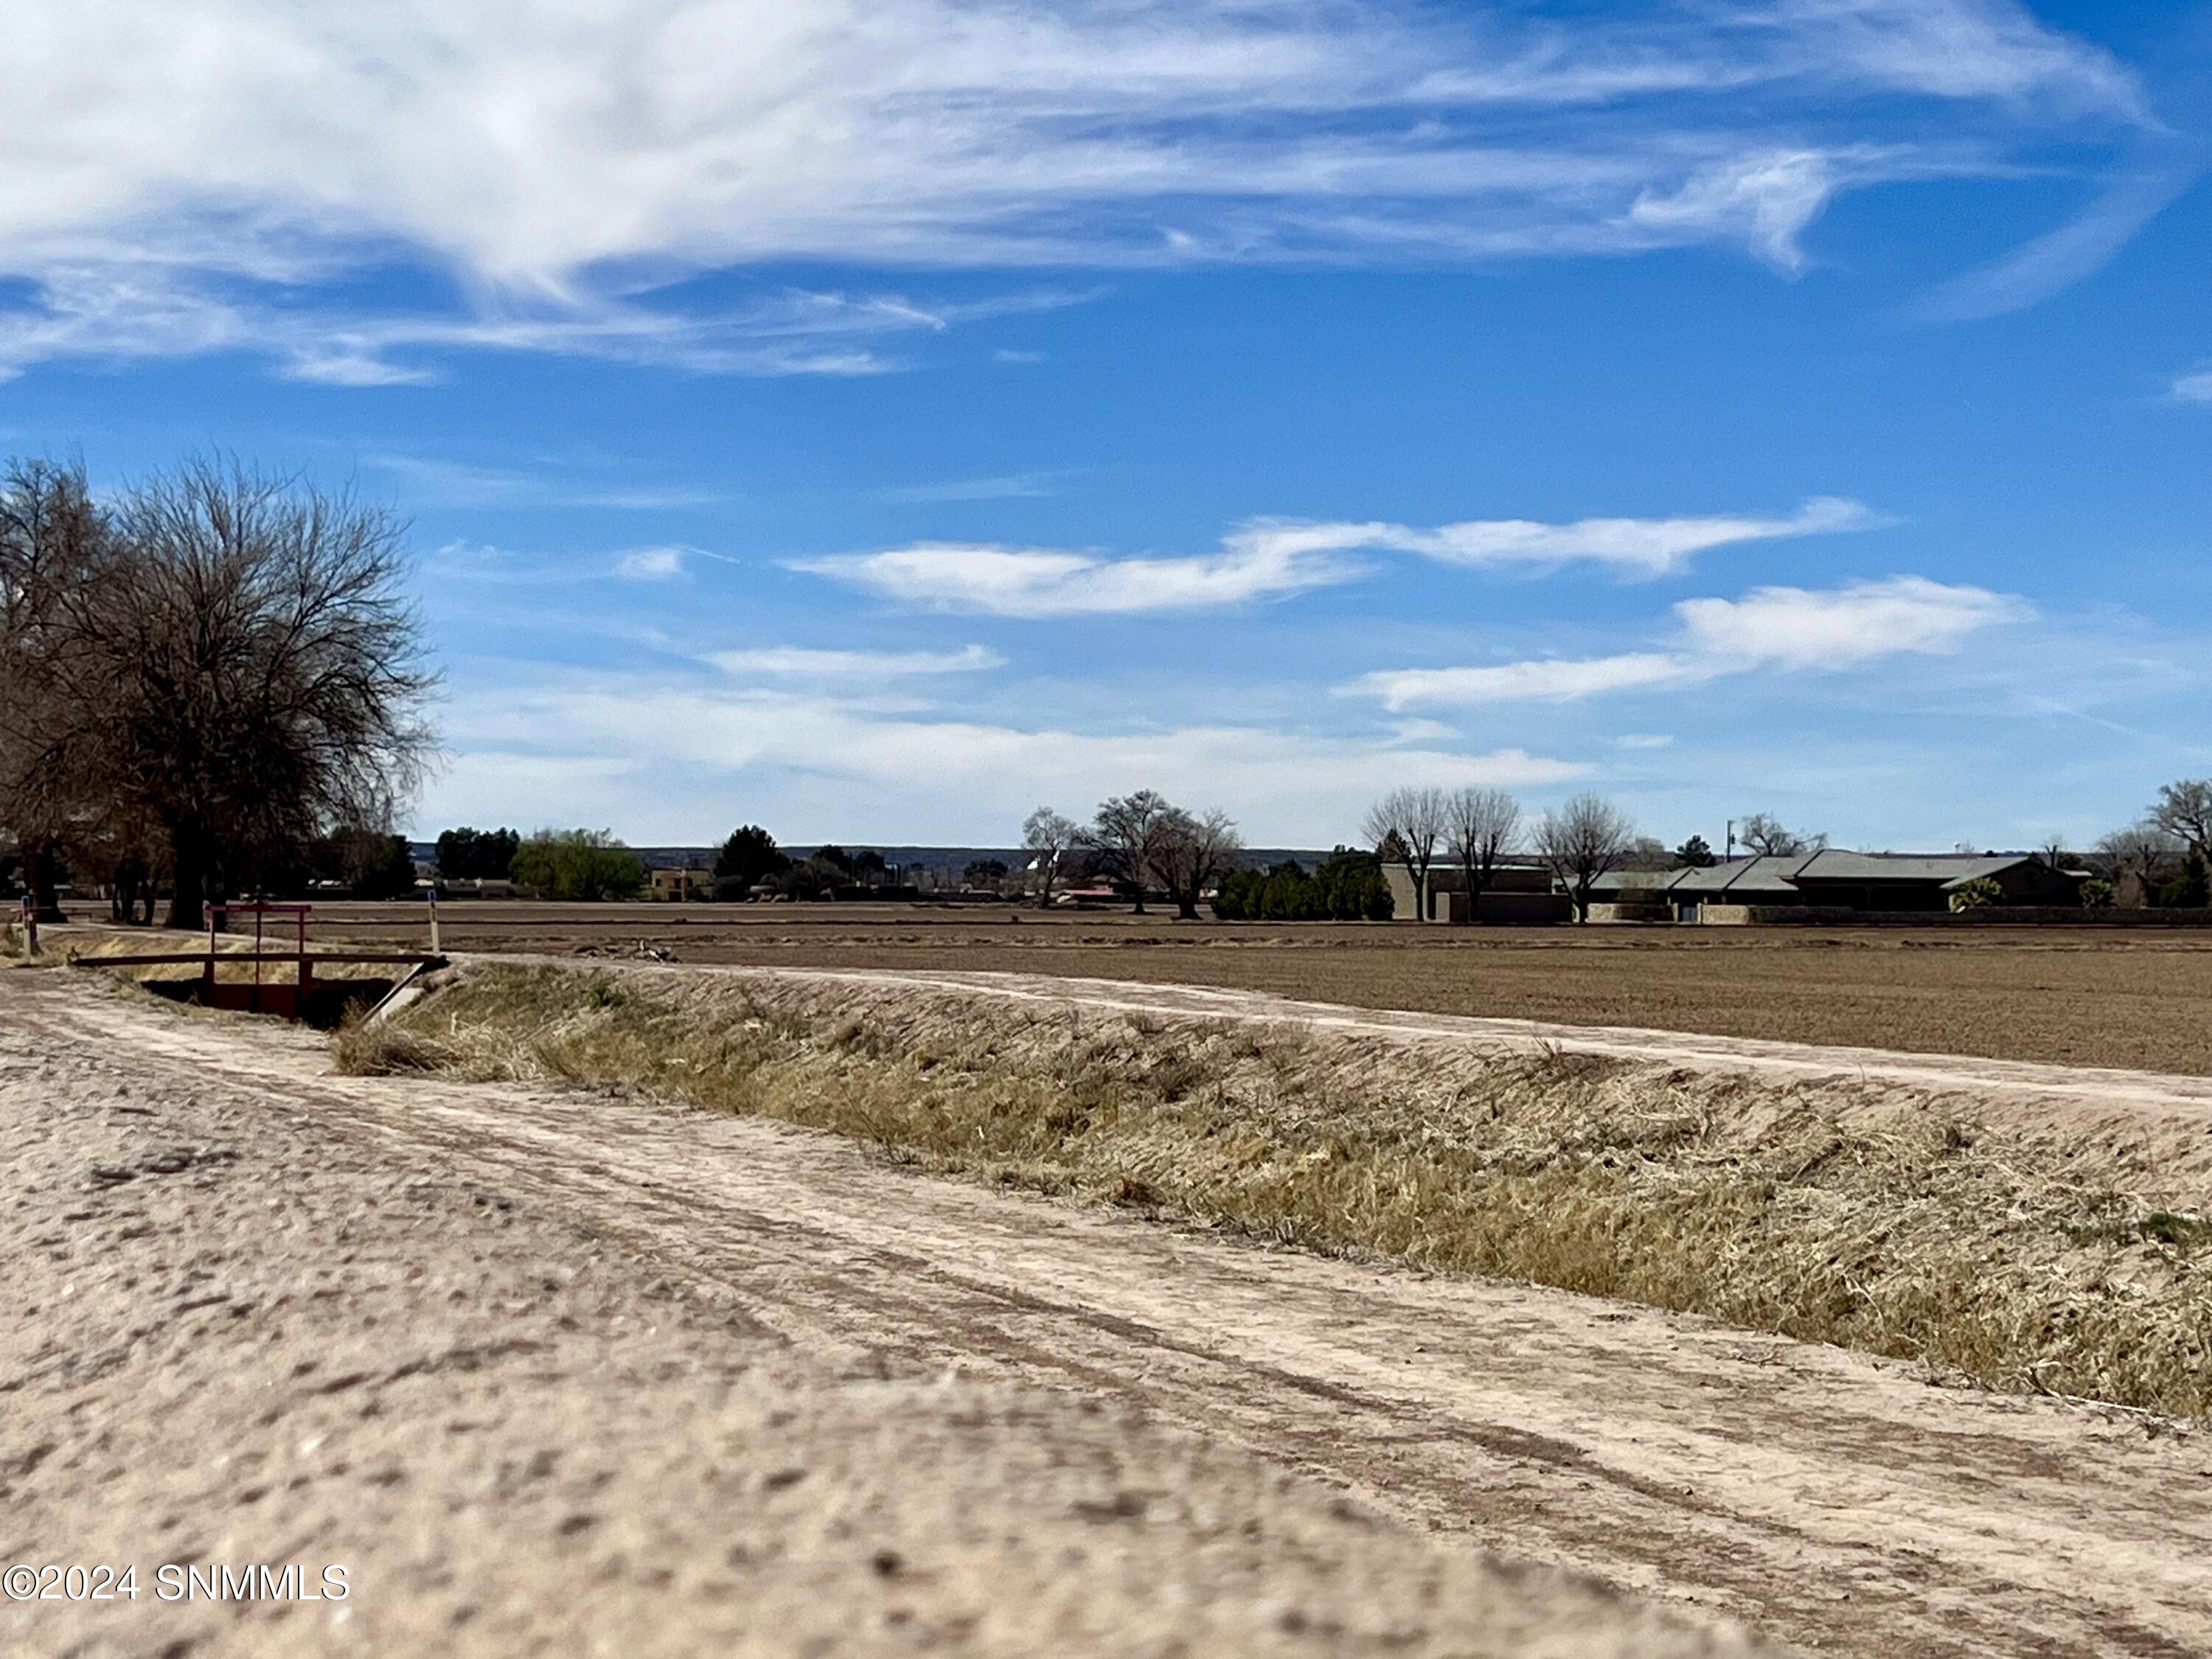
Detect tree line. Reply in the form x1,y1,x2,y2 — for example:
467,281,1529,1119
1358,778,2212,921
1015,792,1242,919
0,457,434,929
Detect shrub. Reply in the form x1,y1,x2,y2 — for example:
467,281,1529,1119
436,826,520,881
509,829,645,900
2078,877,2115,910
1212,849,1391,921
1313,847,1394,920
2155,852,2211,909
713,825,788,889
1948,877,2003,913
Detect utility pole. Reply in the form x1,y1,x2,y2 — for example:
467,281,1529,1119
1725,819,1736,861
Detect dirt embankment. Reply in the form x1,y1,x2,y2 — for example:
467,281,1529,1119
1,973,1767,1659
10,973,2211,1658
352,958,2212,1417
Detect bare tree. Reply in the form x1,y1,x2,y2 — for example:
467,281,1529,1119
2152,780,2212,868
1020,806,1079,908
1148,807,1243,920
49,459,437,928
1734,812,1826,858
1442,787,1519,925
1536,793,1635,923
0,459,117,921
2097,821,2182,909
1085,790,1175,914
1363,785,1449,922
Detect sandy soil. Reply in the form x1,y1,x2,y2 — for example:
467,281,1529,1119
10,970,2211,1657
168,900,2212,1075
1,973,1767,1659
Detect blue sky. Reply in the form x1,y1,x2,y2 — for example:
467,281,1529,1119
3,0,2209,849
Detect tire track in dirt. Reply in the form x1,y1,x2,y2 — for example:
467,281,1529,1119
39,984,2212,1659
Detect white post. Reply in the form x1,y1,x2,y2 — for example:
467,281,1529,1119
428,888,441,953
18,895,36,959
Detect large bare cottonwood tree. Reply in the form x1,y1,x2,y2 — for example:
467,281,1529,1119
21,458,436,928
1444,786,1520,924
1021,806,1079,908
2152,780,2212,872
1363,785,1448,922
1085,790,1175,914
1148,806,1242,921
1733,812,1826,858
1536,793,1635,923
0,460,133,921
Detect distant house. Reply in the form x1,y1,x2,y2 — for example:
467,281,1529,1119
1052,883,1124,908
648,866,709,902
1596,856,1812,917
1593,851,2081,921
437,876,522,899
1783,850,2081,911
1383,860,1572,923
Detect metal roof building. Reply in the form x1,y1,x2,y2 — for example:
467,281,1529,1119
1593,850,2080,917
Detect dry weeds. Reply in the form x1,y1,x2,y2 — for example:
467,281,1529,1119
341,961,2212,1418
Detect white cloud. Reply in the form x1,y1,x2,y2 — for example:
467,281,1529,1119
709,644,1004,678
1348,574,2032,709
792,529,1368,618
1675,574,2033,666
799,498,1877,615
1614,733,1676,750
1741,0,2147,116
421,681,1590,844
1355,654,1703,710
2175,366,2212,405
612,546,690,580
0,1,2146,377
1624,149,1863,273
1375,495,1877,577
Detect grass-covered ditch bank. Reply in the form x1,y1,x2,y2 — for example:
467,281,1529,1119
338,960,2212,1418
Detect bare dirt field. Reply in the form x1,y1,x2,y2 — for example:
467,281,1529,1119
167,899,2212,1076
10,961,2212,1656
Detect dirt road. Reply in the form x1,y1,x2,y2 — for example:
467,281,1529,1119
9,973,2211,1656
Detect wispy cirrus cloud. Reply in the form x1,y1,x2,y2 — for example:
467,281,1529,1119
0,270,1088,383
798,498,1877,615
790,531,1366,618
2176,365,2212,405
1363,495,1877,577
0,0,2149,379
612,543,746,580
877,470,1077,504
1349,575,2031,709
611,546,689,581
364,453,726,510
1920,153,2204,322
709,644,1004,678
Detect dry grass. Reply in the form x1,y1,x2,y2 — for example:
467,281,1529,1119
341,960,2212,1418
63,930,303,987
